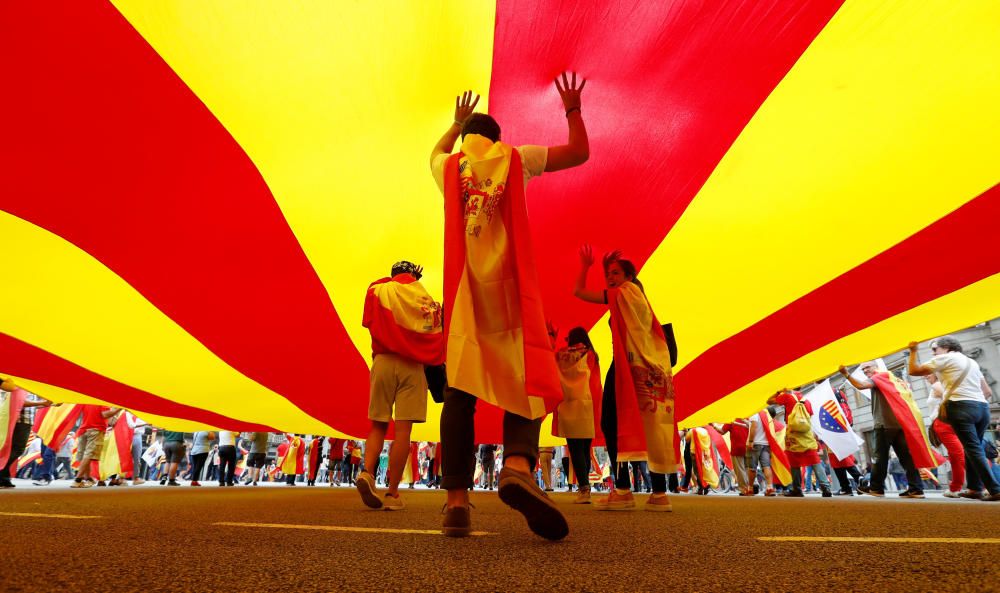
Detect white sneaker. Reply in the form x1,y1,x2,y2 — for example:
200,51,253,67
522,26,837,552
355,471,383,509
943,490,961,498
383,493,405,511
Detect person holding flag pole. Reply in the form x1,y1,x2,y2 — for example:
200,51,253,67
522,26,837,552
838,362,931,498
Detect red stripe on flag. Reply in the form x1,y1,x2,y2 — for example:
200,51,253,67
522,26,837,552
675,184,1000,419
0,1,370,435
489,0,844,338
0,333,274,433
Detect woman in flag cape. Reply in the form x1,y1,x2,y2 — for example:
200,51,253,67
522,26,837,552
551,326,603,504
574,246,677,512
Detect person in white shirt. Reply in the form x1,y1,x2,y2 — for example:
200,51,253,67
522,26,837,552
923,374,965,497
745,413,775,496
908,336,999,501
217,430,239,487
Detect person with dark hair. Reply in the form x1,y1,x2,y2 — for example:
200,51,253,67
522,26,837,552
552,326,603,503
838,364,925,499
767,389,833,498
429,72,590,540
355,260,444,511
908,337,999,501
574,246,677,512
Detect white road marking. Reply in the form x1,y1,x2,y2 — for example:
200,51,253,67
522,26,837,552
0,512,101,519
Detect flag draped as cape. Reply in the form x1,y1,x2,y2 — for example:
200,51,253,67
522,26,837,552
608,282,677,474
278,435,305,475
0,388,28,468
758,411,792,486
442,136,561,419
691,427,720,488
99,415,134,479
871,372,938,469
552,347,603,442
363,275,444,365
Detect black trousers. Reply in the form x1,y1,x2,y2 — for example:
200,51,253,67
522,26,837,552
218,445,237,485
0,422,32,481
870,427,923,493
190,453,208,482
834,465,862,491
567,438,592,489
601,363,667,493
440,387,541,490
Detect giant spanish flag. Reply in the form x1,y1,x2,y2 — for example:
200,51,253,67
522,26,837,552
2,2,999,442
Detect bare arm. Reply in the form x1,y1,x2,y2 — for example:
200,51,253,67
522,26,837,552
545,72,589,172
101,407,122,418
573,244,605,304
982,376,993,399
906,341,934,376
838,365,873,390
430,91,480,168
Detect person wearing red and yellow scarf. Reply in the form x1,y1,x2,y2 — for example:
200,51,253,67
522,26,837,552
430,72,589,540
277,434,305,486
356,261,444,511
574,247,677,512
840,362,934,499
767,390,833,497
551,326,603,504
1,379,52,489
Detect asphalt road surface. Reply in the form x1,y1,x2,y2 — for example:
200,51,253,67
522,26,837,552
1,481,998,593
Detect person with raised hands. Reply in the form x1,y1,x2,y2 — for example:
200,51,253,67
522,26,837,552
429,72,589,540
573,245,678,512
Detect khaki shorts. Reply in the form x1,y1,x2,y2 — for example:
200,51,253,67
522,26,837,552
75,429,104,462
369,353,428,423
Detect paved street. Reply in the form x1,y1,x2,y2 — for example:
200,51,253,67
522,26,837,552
1,481,998,592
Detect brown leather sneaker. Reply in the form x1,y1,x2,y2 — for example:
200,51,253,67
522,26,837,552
442,505,472,537
497,467,569,541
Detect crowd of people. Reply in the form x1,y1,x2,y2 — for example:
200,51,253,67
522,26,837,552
2,74,999,547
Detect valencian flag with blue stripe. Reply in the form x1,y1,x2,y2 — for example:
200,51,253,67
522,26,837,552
805,380,861,460
2,2,999,442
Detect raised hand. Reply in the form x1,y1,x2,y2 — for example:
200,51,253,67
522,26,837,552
413,265,424,280
579,244,595,268
555,71,586,113
454,90,480,126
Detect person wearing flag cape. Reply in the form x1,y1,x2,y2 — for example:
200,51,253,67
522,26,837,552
839,362,931,498
1,378,52,489
573,246,677,512
429,72,590,539
355,260,444,511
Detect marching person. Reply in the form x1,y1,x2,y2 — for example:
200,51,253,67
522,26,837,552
574,247,677,511
907,337,999,501
430,72,589,539
355,261,444,510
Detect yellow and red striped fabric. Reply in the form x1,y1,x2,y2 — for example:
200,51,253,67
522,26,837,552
99,417,135,480
2,2,998,442
34,404,84,452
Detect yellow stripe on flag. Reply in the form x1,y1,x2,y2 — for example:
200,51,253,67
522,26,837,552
684,273,1000,427
111,1,498,367
0,212,331,434
612,1,1000,402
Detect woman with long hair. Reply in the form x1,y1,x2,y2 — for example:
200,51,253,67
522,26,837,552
552,326,603,503
573,245,677,511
